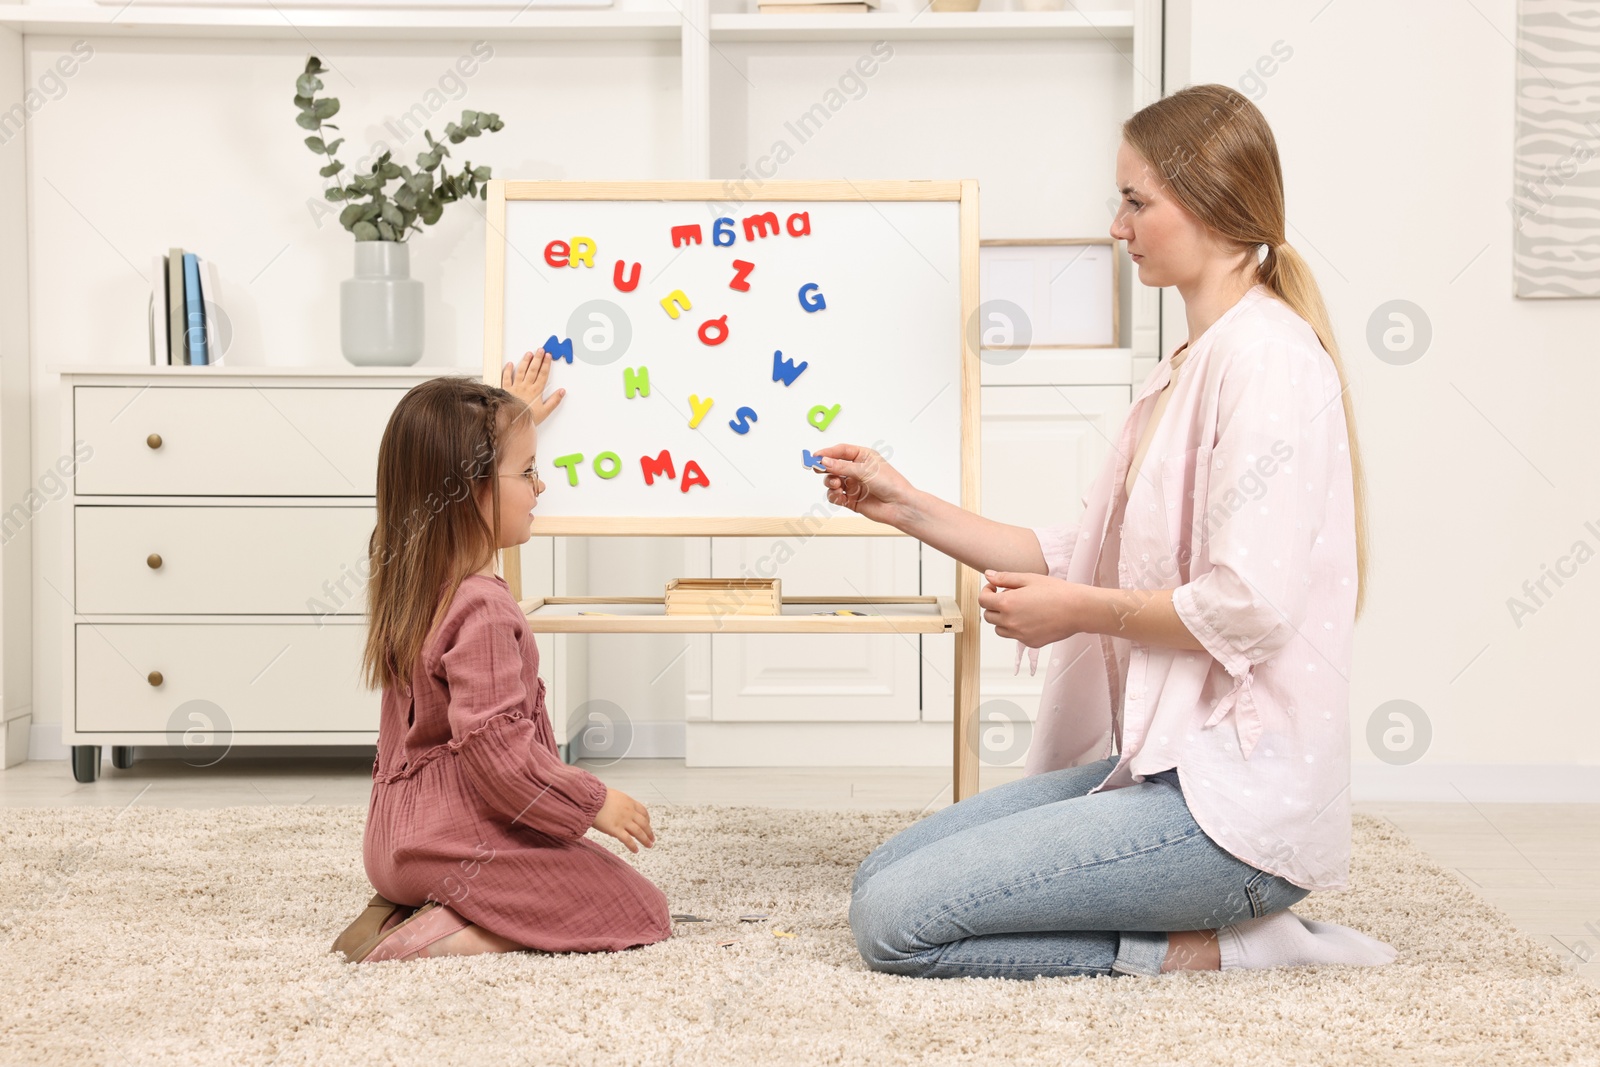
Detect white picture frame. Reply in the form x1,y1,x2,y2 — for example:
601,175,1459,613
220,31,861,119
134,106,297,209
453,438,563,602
978,237,1119,349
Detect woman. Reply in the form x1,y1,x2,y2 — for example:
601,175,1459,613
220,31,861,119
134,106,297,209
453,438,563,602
815,84,1395,979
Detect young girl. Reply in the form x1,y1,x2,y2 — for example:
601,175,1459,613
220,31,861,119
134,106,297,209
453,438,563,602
331,357,671,963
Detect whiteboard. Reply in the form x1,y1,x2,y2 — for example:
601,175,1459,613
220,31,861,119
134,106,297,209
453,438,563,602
489,185,972,532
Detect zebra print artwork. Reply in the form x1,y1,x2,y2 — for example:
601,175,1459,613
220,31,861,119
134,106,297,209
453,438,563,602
1513,0,1600,297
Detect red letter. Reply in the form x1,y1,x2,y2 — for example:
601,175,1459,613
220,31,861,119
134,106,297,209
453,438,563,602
641,450,676,486
613,259,641,292
743,212,780,241
786,211,811,237
679,460,710,493
671,224,703,248
544,239,570,268
698,315,729,346
729,259,755,292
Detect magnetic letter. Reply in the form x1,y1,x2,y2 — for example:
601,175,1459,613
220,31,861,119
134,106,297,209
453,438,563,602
553,452,584,487
729,259,755,292
544,239,569,268
728,406,758,435
569,236,596,268
712,217,737,246
802,449,826,471
594,452,622,479
798,283,826,312
624,366,651,398
671,224,703,248
786,211,811,237
680,460,710,494
771,350,808,386
688,394,715,429
543,334,574,363
641,450,676,486
698,315,730,346
660,290,692,319
743,211,780,241
613,259,641,292
807,403,841,431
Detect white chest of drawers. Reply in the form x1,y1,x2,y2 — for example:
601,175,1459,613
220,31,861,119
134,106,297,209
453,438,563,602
59,367,445,782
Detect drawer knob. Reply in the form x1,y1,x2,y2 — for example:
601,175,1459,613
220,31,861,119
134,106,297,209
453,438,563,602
146,433,163,450
147,671,164,687
146,553,162,570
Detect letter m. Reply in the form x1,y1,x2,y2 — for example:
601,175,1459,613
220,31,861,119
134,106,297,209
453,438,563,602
743,211,780,241
641,450,676,486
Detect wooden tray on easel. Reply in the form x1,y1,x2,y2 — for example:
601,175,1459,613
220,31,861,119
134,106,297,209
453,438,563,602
664,577,781,616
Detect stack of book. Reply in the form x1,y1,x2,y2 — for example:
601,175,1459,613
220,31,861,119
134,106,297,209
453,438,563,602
149,248,220,366
757,0,879,13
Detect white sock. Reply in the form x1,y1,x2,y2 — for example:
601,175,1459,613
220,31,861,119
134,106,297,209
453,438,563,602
1217,909,1397,970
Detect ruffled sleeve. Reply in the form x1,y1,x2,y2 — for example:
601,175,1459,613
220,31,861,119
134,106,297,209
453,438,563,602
1171,333,1334,759
437,586,608,839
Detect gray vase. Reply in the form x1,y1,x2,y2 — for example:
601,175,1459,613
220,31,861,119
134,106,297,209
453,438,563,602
340,240,424,366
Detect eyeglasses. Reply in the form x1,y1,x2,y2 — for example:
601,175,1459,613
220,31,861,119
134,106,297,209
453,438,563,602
498,465,539,486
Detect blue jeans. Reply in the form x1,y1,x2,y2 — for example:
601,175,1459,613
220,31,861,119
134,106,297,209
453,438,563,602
849,757,1311,978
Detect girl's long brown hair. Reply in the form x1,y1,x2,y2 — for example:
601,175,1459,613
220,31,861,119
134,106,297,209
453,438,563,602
1123,83,1370,619
362,376,532,691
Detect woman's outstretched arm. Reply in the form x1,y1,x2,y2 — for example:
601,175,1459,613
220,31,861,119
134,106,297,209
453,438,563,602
896,487,1051,577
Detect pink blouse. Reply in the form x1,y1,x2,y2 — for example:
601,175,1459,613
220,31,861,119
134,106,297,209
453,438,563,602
1014,284,1358,892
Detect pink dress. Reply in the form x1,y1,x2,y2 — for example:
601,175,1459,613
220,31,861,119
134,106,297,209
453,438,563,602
363,573,671,952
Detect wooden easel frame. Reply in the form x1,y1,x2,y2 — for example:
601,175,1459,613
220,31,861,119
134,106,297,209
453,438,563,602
481,179,984,800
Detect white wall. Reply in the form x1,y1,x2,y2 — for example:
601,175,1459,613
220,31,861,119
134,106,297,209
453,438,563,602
12,14,1142,751
19,1,1589,792
1169,0,1600,786
17,33,682,752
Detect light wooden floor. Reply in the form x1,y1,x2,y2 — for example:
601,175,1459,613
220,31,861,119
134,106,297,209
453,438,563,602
3,755,1596,987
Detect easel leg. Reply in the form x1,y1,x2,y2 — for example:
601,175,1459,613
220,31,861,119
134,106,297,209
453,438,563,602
952,564,980,802
501,544,522,602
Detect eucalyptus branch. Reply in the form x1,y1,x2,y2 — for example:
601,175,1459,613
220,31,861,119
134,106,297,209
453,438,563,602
293,54,504,242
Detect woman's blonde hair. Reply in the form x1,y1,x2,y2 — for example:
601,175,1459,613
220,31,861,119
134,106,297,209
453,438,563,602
361,376,532,691
1123,83,1369,619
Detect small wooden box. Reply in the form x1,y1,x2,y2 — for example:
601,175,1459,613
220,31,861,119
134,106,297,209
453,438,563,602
664,577,782,616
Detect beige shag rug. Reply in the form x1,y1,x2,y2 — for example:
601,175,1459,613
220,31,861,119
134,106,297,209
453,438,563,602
1,803,1597,1067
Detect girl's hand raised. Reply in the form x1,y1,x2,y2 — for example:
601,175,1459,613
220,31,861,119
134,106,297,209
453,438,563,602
814,443,919,528
503,348,567,426
592,787,656,853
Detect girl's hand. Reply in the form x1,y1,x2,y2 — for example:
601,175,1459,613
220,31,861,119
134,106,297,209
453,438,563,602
592,787,655,853
503,348,566,426
979,570,1083,648
814,443,918,528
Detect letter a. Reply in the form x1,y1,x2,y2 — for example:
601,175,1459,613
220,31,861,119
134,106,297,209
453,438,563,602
807,403,841,431
680,460,710,493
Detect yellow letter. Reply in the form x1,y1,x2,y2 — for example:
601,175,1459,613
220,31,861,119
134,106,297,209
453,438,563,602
660,289,692,319
688,394,714,429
